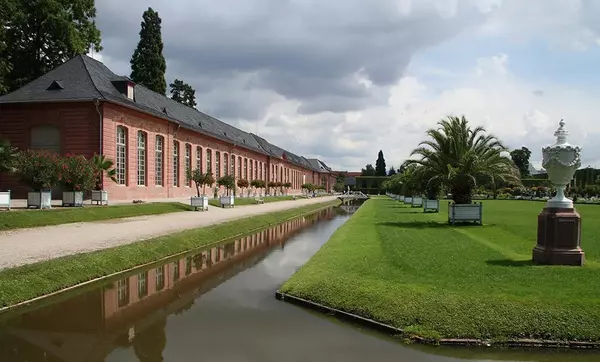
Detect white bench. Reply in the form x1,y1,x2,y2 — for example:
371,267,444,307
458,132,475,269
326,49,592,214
0,190,10,210
448,203,483,225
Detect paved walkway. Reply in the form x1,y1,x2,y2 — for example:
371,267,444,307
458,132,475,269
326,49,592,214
0,196,337,270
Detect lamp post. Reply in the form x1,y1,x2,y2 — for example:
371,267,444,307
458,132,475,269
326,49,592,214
533,120,584,265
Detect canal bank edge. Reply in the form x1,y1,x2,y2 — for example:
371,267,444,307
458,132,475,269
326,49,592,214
275,291,600,349
0,199,341,313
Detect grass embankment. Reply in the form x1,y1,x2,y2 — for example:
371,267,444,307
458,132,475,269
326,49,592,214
0,200,339,308
208,195,296,207
281,197,600,343
0,203,190,231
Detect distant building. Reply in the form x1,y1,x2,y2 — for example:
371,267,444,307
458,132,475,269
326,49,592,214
0,55,336,200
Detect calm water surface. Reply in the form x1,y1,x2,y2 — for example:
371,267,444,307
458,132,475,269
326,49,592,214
0,204,598,362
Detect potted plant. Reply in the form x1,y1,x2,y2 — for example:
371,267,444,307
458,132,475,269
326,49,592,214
14,150,61,209
283,182,292,195
187,169,214,211
237,179,249,198
218,175,236,208
268,181,277,196
276,181,284,196
91,154,117,205
61,154,97,207
0,138,17,210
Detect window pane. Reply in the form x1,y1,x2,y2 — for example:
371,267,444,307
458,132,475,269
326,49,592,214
155,136,163,186
116,127,127,185
137,132,146,186
173,141,179,187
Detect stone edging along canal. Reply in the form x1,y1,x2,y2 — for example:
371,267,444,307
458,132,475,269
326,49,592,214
0,200,340,315
275,292,600,349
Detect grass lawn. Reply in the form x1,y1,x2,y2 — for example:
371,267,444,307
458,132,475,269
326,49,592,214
208,195,296,207
280,197,600,342
0,203,192,231
0,200,339,308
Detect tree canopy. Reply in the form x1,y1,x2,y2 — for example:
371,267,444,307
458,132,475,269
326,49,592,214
130,7,167,95
0,0,102,94
409,115,520,204
375,150,387,176
510,146,532,178
361,164,376,176
387,166,397,176
169,79,197,108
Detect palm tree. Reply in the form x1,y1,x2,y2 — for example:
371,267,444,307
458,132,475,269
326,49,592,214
409,115,520,204
92,154,117,190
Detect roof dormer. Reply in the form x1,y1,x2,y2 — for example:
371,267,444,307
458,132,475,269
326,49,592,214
111,78,135,100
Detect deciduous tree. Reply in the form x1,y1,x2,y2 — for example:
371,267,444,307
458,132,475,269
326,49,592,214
510,147,532,178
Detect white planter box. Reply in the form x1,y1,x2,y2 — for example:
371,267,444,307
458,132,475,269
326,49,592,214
404,197,413,205
448,203,483,225
220,195,235,208
62,191,84,207
398,195,405,202
411,197,423,207
0,190,10,210
28,191,52,209
191,196,209,211
423,199,440,213
91,190,109,205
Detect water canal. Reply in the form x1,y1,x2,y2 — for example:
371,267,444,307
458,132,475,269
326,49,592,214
0,203,598,361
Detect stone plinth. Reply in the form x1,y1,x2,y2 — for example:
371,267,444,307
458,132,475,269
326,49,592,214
533,207,584,266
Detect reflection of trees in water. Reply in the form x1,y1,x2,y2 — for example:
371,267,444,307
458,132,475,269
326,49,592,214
133,317,167,362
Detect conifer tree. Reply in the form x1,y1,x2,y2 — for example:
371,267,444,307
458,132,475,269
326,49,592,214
130,7,167,95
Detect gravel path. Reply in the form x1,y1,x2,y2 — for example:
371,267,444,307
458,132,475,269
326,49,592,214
0,196,337,270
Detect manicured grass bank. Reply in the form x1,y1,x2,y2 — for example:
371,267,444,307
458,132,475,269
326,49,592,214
280,197,600,343
208,195,296,207
0,200,339,308
0,202,190,231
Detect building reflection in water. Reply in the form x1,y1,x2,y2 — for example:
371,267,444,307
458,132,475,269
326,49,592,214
0,207,340,362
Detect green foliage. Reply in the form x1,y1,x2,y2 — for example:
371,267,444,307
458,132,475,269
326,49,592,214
510,147,532,178
92,154,117,190
409,115,520,204
375,150,387,176
387,166,397,176
250,179,265,189
283,182,292,189
282,198,600,342
169,79,197,108
360,164,376,176
219,175,237,194
520,178,551,188
236,178,249,190
1,0,102,93
130,7,167,94
187,169,214,196
13,150,61,191
335,172,347,184
268,181,277,189
0,138,17,173
60,154,96,191
333,182,345,192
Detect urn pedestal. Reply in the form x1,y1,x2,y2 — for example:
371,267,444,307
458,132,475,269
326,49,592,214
533,207,584,266
533,119,584,266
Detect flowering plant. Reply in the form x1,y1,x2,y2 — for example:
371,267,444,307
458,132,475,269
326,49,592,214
13,150,61,191
60,154,97,191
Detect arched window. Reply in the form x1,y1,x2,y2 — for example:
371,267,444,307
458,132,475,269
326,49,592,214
196,146,202,172
238,156,242,178
215,151,221,178
249,159,253,181
173,141,180,187
244,158,248,180
206,149,212,174
155,135,164,186
116,126,127,185
137,131,147,186
185,144,191,186
231,154,235,176
254,160,258,180
224,153,229,176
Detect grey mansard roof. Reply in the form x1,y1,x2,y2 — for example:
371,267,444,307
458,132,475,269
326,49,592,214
0,55,330,172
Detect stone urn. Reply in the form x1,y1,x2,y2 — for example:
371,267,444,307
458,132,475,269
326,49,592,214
533,120,584,266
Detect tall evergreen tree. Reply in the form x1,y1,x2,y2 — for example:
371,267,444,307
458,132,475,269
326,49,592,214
130,7,167,95
375,150,387,176
388,166,397,176
0,0,102,94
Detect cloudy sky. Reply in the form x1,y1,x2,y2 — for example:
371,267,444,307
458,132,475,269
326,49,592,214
91,0,600,172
